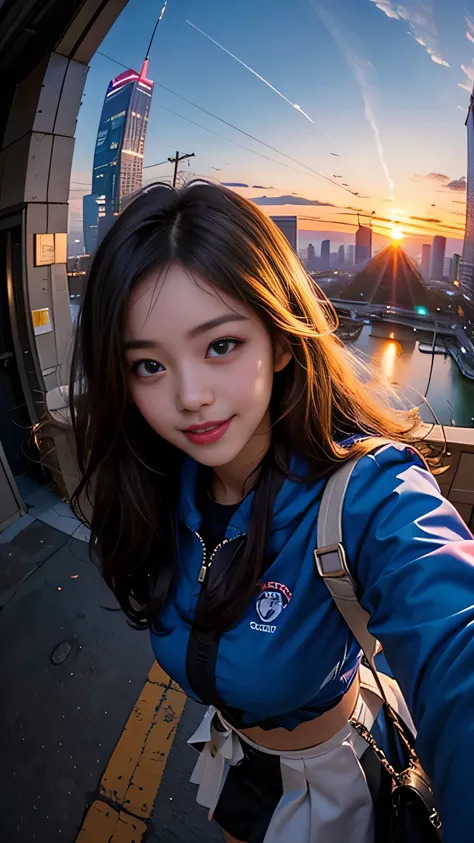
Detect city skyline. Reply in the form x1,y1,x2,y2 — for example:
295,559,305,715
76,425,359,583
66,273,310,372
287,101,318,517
69,0,473,259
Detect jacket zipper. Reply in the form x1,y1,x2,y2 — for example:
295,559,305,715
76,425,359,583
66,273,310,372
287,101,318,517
194,531,243,584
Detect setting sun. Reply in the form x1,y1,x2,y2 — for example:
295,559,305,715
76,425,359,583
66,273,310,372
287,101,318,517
391,225,404,241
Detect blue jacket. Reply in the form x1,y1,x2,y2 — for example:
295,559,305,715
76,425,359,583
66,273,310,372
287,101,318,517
151,441,474,839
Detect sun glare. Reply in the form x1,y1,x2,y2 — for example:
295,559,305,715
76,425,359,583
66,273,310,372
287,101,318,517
391,224,404,241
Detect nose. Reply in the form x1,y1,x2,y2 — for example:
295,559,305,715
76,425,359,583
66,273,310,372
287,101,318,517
175,367,214,413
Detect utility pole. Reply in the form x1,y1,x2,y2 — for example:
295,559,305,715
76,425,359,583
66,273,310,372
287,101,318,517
168,151,195,187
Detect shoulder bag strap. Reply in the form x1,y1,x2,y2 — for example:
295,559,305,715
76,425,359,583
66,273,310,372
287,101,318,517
314,437,395,702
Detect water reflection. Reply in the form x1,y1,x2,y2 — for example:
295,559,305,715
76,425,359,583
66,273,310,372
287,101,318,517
351,327,473,427
379,340,401,381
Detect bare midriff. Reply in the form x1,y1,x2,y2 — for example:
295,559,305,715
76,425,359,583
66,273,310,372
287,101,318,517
236,673,361,751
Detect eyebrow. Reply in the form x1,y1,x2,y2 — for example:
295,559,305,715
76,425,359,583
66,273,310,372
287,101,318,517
123,313,248,351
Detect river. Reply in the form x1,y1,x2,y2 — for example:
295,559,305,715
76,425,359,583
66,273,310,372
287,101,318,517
350,327,474,428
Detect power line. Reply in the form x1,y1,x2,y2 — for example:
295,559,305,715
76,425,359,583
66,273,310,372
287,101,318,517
143,158,169,169
153,101,317,178
95,50,358,198
154,81,356,197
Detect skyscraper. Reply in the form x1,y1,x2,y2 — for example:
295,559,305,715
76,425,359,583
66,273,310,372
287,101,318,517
83,64,154,251
429,236,446,281
307,243,316,271
420,244,431,280
461,87,474,298
270,216,298,252
320,239,330,270
450,253,461,283
355,225,372,265
347,245,355,266
82,3,167,253
338,245,345,267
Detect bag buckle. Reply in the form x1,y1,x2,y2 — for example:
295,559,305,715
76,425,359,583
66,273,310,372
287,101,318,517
314,542,351,579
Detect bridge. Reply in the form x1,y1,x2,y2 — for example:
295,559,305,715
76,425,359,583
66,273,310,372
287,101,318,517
331,299,459,336
330,299,474,379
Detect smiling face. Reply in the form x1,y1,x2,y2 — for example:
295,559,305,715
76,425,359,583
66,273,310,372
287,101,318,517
124,263,290,478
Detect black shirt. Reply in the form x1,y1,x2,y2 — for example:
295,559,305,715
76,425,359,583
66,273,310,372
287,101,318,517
197,481,241,554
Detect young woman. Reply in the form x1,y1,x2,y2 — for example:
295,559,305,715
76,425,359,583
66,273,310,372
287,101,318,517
71,181,474,843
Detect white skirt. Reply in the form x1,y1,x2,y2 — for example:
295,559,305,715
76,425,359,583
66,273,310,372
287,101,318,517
187,666,415,843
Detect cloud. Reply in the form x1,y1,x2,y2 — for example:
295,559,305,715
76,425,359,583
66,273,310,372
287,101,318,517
459,61,474,94
466,12,474,43
252,184,273,189
314,3,395,201
453,199,466,204
446,177,466,192
251,194,335,206
369,0,450,67
221,182,249,188
409,215,441,223
412,172,450,184
429,54,449,67
412,173,466,192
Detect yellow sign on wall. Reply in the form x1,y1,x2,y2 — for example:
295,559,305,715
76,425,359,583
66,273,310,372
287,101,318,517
32,308,52,336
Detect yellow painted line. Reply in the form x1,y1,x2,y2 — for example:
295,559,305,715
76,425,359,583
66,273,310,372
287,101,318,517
122,685,186,818
76,801,119,841
76,801,147,843
109,811,147,843
75,662,186,843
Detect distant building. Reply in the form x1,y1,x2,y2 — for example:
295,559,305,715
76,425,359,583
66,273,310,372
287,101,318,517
83,61,154,252
330,252,338,268
429,236,446,281
338,245,345,267
320,239,330,270
461,87,474,298
83,193,106,255
307,243,316,271
450,253,461,283
347,245,355,266
355,225,372,265
420,244,431,280
443,256,451,278
271,215,297,252
67,253,93,300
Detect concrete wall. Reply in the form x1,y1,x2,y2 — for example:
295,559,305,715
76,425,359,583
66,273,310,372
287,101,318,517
0,0,128,400
424,424,474,530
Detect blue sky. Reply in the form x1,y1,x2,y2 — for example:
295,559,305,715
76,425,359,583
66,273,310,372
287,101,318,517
70,0,474,256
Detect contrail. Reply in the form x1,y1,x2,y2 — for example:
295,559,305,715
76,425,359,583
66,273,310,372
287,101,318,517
186,20,314,123
314,4,395,203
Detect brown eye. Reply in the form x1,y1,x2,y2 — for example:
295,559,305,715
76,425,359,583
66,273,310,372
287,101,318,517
132,360,164,377
207,338,240,358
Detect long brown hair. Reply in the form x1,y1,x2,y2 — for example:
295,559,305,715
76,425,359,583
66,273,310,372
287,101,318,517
70,181,420,631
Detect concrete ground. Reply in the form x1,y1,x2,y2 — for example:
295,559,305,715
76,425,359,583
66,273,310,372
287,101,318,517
0,478,224,843
0,519,152,842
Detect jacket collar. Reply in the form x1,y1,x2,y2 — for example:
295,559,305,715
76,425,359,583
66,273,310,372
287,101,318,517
178,434,366,536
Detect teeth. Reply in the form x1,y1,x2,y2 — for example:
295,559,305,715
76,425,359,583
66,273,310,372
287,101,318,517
193,425,218,433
